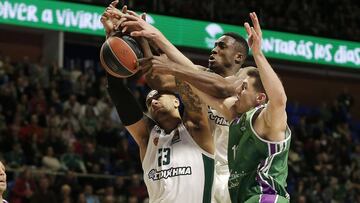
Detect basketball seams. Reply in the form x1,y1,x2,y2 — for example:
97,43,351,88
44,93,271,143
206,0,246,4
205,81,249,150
121,36,143,58
100,42,120,78
101,41,134,78
108,37,138,74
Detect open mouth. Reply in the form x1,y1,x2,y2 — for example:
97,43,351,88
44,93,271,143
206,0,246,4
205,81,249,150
208,55,215,63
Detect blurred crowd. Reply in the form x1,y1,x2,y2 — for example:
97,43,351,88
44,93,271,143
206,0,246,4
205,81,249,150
287,93,360,202
69,0,360,41
0,53,359,203
0,55,149,203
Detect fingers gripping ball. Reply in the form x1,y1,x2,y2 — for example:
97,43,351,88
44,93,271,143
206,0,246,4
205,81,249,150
100,33,144,78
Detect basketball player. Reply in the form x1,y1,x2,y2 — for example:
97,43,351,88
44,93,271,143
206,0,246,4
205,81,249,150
101,11,218,200
143,13,291,202
0,161,8,203
106,72,215,202
102,6,250,202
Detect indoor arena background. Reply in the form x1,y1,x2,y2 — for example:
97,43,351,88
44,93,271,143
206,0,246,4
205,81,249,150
0,0,359,202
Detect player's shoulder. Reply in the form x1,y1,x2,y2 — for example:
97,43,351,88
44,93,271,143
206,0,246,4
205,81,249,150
142,114,157,131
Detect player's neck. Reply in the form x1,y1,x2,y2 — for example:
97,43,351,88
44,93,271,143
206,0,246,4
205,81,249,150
221,68,237,77
158,116,182,134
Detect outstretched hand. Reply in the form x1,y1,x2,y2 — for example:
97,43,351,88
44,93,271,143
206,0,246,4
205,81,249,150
244,12,262,54
120,13,161,40
100,0,125,37
151,55,178,75
137,55,178,76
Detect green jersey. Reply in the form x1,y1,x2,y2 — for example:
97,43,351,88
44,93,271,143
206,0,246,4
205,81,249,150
228,105,291,203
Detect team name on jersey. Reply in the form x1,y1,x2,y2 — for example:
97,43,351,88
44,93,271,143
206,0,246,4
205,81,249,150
208,110,228,126
148,166,192,181
228,170,249,189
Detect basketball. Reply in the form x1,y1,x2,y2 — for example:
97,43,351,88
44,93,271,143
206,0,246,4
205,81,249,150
100,33,144,78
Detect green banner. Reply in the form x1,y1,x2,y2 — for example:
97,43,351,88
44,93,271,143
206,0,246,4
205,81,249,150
0,0,359,68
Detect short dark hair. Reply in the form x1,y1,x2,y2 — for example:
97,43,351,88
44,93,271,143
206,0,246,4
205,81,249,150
222,32,249,59
247,69,265,94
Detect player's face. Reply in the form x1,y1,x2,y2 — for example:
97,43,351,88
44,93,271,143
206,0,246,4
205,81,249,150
234,77,259,114
209,35,240,75
146,93,179,120
0,161,6,192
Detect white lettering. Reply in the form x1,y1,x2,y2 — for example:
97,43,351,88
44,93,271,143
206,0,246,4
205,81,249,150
93,13,103,30
334,46,360,65
178,168,186,174
56,9,67,25
65,9,71,27
17,3,26,21
262,38,274,53
27,5,38,22
355,48,360,65
8,2,17,19
287,40,297,55
0,2,38,22
0,2,3,17
55,9,102,30
314,43,332,62
80,12,92,29
172,168,179,176
41,9,53,24
304,41,313,59
70,10,80,27
148,166,192,181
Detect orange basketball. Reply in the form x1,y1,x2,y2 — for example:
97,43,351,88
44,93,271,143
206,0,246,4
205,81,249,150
100,33,143,78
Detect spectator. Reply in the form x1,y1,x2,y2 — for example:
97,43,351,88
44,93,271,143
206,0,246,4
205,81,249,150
10,167,36,203
127,174,147,201
5,143,25,168
128,195,138,203
79,106,99,138
30,176,57,203
42,146,63,171
77,193,86,203
61,145,87,173
83,184,100,203
63,94,82,117
83,142,103,173
60,184,73,203
55,170,81,201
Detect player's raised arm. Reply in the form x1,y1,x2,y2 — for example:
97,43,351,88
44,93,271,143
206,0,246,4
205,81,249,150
245,12,287,141
151,55,239,122
118,13,194,68
106,74,151,161
149,55,214,154
174,80,214,155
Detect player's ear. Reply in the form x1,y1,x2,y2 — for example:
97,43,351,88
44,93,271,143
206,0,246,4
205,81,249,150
234,52,244,64
173,98,180,108
256,93,266,105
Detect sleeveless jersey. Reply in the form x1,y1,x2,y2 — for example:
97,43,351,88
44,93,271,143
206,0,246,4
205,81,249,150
208,107,229,167
228,105,291,203
142,123,214,203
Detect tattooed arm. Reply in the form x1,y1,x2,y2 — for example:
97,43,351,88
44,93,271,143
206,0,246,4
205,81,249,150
144,70,176,91
175,78,214,155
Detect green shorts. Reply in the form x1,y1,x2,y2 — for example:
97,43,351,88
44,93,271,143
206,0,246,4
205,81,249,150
244,194,289,203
